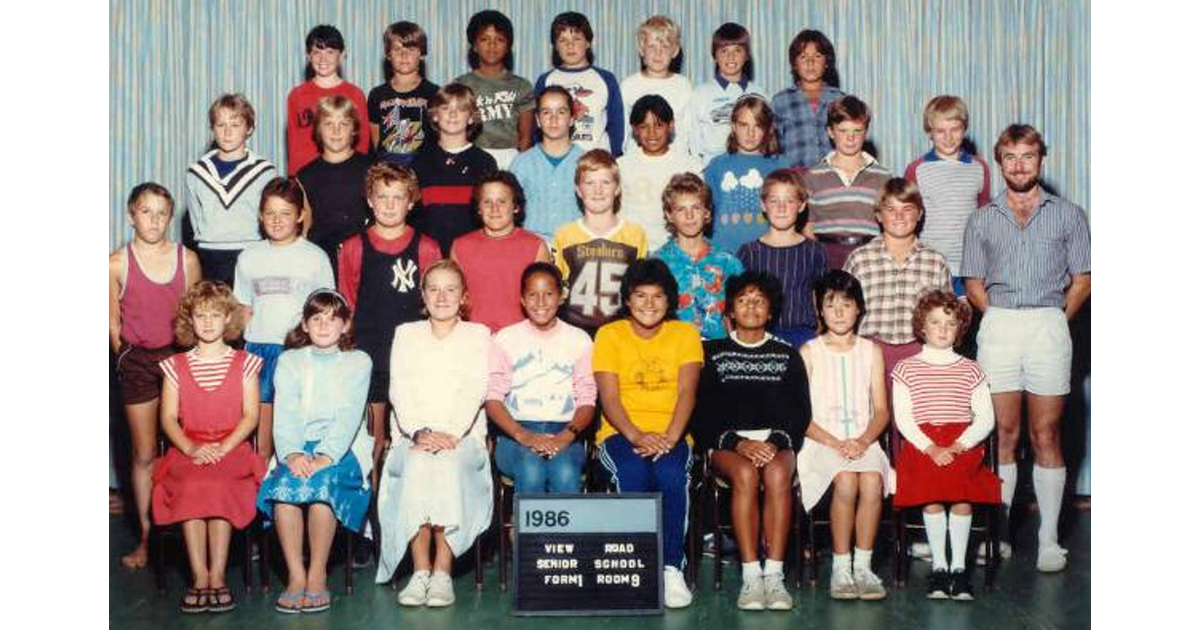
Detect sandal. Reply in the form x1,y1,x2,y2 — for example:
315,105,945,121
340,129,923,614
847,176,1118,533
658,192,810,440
274,590,304,614
303,589,331,613
207,586,236,613
179,587,209,614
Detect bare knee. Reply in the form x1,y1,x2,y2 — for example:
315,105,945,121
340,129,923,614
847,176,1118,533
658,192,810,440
856,474,882,505
729,462,761,491
832,473,859,502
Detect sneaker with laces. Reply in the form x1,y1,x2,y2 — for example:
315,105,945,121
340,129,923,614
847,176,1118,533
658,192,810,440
426,572,455,607
926,569,950,600
397,571,430,606
829,566,858,600
854,568,888,600
910,541,932,562
1036,543,1068,573
975,541,1012,565
663,566,693,608
736,574,765,610
762,573,793,610
948,570,974,600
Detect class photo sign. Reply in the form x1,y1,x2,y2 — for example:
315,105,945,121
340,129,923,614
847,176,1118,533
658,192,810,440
513,494,662,615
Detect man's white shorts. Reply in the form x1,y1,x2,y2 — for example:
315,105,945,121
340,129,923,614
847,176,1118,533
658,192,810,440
976,307,1072,395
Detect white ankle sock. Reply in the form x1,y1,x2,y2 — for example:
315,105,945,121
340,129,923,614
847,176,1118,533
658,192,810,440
999,462,1018,519
948,512,972,571
832,552,851,572
742,561,762,582
1032,465,1066,546
852,548,873,575
922,511,948,570
763,559,784,577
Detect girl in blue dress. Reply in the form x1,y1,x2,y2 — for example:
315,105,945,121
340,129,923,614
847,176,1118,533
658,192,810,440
256,290,373,613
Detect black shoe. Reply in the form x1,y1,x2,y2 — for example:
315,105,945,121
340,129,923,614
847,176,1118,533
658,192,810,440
949,570,974,601
926,569,950,600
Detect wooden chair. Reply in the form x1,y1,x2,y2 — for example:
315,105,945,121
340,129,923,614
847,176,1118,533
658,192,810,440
491,435,595,592
259,408,380,595
702,449,805,590
150,434,256,595
803,431,895,587
889,426,1001,589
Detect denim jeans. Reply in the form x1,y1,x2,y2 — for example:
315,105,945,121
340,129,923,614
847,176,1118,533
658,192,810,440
494,421,586,493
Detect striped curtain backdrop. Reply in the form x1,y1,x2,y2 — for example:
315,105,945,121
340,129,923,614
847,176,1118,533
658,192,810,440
110,0,1089,250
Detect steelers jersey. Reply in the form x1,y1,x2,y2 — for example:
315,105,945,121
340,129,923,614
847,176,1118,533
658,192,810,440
551,218,649,332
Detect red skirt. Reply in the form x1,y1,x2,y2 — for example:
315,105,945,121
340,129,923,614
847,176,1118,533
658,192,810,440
151,441,265,528
893,423,1000,508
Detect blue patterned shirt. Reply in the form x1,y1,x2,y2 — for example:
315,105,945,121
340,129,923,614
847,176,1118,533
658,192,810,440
772,84,845,169
961,188,1090,308
654,239,744,340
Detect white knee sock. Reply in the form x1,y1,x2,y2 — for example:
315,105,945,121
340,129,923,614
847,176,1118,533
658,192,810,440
922,511,948,570
1032,465,1066,547
763,559,784,576
999,462,1018,518
852,548,873,575
948,513,972,571
742,561,762,582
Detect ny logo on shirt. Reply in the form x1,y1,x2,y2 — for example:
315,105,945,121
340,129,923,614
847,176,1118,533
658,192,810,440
392,258,418,293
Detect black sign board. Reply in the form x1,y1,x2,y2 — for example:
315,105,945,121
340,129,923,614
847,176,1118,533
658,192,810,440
513,493,662,616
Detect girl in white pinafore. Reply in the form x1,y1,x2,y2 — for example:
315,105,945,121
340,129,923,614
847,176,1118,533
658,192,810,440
795,269,892,600
375,260,495,608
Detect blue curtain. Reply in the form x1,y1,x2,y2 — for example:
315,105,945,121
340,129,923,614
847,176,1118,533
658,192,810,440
110,0,1089,250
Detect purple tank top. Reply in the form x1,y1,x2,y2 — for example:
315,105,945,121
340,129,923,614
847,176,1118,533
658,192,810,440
120,243,186,348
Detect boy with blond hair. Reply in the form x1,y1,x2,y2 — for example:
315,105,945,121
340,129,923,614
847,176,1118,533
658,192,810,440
903,95,991,294
620,15,692,153
552,149,648,334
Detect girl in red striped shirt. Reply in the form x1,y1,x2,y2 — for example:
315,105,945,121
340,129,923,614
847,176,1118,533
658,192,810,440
891,290,1000,601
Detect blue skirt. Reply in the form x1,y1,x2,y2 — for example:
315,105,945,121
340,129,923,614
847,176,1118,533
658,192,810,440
257,441,370,532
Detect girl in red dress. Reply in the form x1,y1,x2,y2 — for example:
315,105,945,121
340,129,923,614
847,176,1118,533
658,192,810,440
152,281,265,613
891,290,1000,601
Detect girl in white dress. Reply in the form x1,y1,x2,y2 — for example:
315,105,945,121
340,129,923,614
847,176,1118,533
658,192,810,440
375,260,496,608
796,269,891,601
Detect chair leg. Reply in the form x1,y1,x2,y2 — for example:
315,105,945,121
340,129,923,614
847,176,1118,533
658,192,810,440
499,484,510,592
241,527,253,593
984,503,998,589
260,525,272,593
475,537,484,591
893,509,907,587
151,528,167,595
344,527,354,595
713,483,726,591
792,487,804,590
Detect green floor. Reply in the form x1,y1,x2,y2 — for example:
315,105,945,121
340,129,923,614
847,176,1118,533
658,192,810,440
109,508,1089,630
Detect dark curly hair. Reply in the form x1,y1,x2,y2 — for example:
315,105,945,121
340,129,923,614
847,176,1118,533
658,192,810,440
723,271,784,328
614,258,679,322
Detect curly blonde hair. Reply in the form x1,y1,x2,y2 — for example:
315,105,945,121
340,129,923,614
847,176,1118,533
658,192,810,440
174,280,243,347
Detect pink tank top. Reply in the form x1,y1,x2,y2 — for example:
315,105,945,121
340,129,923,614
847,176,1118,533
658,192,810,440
176,350,246,439
120,243,186,348
454,229,544,332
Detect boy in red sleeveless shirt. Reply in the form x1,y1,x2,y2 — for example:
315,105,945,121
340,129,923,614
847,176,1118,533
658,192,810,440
108,182,201,569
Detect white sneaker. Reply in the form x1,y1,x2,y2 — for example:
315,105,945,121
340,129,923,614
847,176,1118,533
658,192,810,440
736,574,765,610
830,566,858,600
1036,543,1068,573
910,541,932,561
975,541,1013,565
426,571,456,607
663,566,693,608
854,568,888,600
763,573,793,610
398,570,430,606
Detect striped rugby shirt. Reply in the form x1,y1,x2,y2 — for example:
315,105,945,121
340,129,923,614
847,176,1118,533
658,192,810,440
802,152,892,237
903,149,991,276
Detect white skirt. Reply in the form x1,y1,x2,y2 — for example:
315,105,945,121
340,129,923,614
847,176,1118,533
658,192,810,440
374,437,494,583
796,440,894,512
